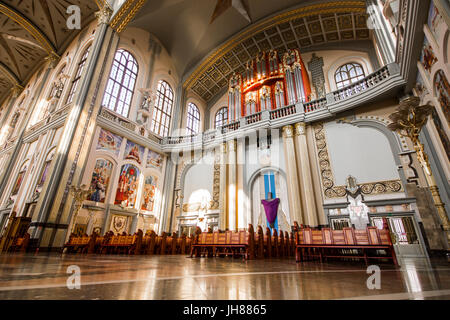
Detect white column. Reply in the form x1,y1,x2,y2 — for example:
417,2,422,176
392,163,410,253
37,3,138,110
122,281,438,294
237,138,246,229
294,123,318,227
282,125,304,225
227,139,237,230
218,143,227,230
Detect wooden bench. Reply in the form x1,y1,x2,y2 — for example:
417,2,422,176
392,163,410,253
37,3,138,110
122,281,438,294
8,233,30,253
190,225,256,260
100,233,140,254
295,227,398,265
63,235,92,253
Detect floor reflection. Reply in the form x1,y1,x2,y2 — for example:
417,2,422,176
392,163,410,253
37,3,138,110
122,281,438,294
0,253,448,300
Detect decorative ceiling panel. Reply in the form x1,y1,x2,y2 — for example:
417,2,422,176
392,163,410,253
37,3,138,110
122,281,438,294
0,0,98,100
185,7,370,103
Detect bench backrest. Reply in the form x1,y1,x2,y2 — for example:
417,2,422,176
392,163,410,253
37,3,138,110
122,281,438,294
322,228,333,245
311,230,323,245
367,227,381,245
343,228,356,245
354,230,369,245
332,230,345,245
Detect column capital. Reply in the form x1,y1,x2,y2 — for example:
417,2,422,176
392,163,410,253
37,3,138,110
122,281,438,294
282,125,294,138
295,122,306,136
220,142,227,154
95,4,113,25
10,84,24,98
227,139,237,152
45,52,60,69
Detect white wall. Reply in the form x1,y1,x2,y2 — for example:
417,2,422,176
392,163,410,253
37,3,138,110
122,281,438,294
324,122,399,185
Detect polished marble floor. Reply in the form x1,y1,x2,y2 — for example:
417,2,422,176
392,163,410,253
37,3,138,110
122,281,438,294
0,253,448,300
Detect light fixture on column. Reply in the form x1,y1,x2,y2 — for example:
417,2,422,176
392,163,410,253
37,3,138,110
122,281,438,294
388,96,450,246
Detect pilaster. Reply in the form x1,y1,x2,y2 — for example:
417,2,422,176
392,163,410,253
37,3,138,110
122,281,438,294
282,125,303,225
294,122,318,227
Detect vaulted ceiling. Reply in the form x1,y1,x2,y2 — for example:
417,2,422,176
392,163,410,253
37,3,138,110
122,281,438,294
130,0,371,102
0,0,98,101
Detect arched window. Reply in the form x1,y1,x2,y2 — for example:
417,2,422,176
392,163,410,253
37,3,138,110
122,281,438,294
102,49,138,117
151,80,174,137
66,45,91,104
186,102,200,135
215,107,228,128
334,63,365,89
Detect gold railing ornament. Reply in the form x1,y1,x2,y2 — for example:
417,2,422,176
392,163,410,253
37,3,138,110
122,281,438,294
388,96,450,246
69,184,91,234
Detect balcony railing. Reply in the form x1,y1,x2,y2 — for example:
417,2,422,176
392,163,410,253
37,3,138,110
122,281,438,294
93,63,403,152
330,65,391,103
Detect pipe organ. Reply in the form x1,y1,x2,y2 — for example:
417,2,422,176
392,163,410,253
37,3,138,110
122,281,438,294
227,49,311,123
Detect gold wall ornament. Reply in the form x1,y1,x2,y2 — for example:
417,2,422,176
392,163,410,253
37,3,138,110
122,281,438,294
295,122,306,136
227,139,237,152
388,96,450,245
69,184,91,234
95,4,114,25
282,125,294,138
10,84,24,98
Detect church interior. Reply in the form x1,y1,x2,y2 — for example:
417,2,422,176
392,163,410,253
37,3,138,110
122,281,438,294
0,0,449,301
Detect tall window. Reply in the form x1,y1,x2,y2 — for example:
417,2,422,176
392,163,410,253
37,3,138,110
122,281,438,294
102,49,138,117
151,80,174,137
186,103,200,135
215,107,228,128
334,63,365,89
66,45,91,104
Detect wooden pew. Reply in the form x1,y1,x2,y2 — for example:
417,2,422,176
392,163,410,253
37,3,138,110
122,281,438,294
295,227,398,265
190,224,255,260
8,233,30,253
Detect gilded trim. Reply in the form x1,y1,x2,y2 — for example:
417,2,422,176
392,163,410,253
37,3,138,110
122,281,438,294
110,0,147,33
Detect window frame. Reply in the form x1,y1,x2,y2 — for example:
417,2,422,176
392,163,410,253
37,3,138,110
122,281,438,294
334,62,366,89
186,102,200,135
66,45,91,104
151,80,174,137
215,107,228,128
101,49,139,117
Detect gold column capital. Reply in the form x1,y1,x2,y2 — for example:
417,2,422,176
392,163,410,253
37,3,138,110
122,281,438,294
282,125,294,138
295,122,306,136
220,142,227,154
45,52,60,69
95,4,113,25
227,139,237,152
10,84,24,98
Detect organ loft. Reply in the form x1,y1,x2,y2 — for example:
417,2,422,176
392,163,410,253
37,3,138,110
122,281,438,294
0,0,448,302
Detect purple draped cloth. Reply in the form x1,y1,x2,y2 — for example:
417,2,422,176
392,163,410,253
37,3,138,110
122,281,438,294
261,198,280,228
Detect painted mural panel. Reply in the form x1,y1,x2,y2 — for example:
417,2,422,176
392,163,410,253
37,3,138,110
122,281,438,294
123,140,145,165
141,175,158,211
434,70,450,125
146,150,163,170
88,159,113,203
428,1,445,41
420,38,438,74
11,162,28,196
431,107,450,162
115,164,140,208
97,128,123,156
